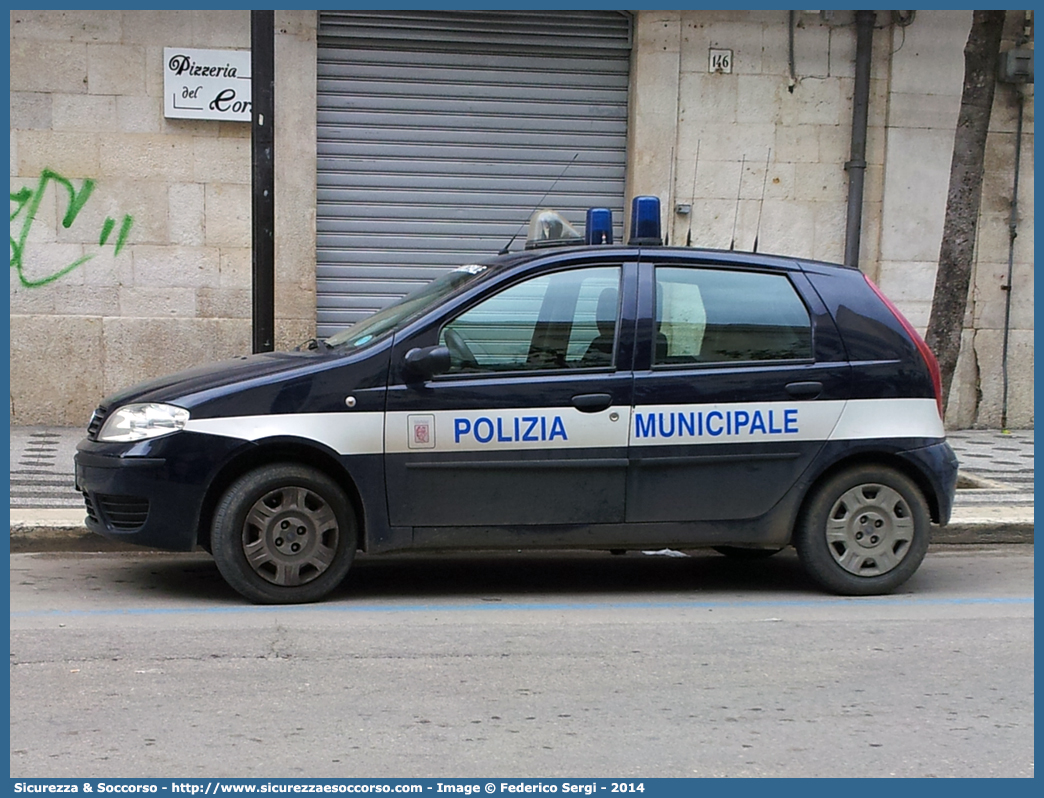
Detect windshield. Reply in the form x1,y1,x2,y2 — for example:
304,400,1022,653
324,264,491,350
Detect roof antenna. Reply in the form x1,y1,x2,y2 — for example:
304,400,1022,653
685,140,700,247
499,153,579,255
728,153,746,251
752,148,771,253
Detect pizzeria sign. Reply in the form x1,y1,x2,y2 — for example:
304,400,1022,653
164,47,252,122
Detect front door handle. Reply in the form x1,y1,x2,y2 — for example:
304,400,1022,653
785,381,823,400
571,393,613,413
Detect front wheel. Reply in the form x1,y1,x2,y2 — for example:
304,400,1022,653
794,465,930,596
211,464,357,604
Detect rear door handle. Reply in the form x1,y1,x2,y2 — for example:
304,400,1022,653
571,393,613,413
785,381,823,400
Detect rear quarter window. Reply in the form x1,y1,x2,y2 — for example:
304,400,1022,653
802,267,914,362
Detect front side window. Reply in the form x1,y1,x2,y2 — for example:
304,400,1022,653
654,267,812,365
440,266,621,374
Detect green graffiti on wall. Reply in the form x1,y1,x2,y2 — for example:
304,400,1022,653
10,168,134,288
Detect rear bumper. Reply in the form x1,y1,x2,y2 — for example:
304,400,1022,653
897,439,959,525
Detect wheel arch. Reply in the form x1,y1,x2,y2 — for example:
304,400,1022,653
196,437,365,553
794,450,942,539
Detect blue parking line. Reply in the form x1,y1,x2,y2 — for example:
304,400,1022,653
10,594,1034,619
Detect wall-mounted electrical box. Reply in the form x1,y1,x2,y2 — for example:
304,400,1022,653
998,48,1034,84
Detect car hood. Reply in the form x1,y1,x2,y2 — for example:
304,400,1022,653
98,351,324,409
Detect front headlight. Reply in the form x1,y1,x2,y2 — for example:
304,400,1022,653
97,403,190,442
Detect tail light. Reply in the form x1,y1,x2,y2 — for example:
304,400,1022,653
864,274,944,420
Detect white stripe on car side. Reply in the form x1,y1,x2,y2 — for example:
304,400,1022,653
629,400,845,446
385,406,632,455
184,413,385,456
182,397,943,456
829,398,944,440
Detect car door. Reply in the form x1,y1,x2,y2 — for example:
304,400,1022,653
386,261,637,533
626,259,850,523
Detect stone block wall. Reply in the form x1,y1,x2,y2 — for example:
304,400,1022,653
9,10,317,426
631,10,1033,428
9,10,1032,428
875,10,1034,428
631,10,892,267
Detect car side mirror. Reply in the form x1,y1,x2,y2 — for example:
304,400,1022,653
403,345,452,380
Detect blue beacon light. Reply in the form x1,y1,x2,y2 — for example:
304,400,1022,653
585,208,613,245
628,195,662,245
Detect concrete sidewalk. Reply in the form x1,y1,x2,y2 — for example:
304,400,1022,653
8,426,1034,552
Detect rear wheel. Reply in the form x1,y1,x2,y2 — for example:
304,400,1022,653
795,465,930,595
211,464,357,604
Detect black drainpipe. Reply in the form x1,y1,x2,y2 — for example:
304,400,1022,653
843,10,875,269
251,10,275,353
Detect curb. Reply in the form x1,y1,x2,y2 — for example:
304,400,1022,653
930,520,1034,545
10,510,158,553
935,505,1035,544
10,525,155,553
9,511,1034,554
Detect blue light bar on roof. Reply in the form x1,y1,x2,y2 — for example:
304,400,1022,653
585,207,613,245
628,196,662,245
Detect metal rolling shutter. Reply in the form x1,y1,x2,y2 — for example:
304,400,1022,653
315,10,632,336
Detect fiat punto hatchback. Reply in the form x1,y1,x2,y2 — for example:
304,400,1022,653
75,197,958,604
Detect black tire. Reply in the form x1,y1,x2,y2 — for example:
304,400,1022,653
795,465,930,595
211,464,357,604
713,546,784,560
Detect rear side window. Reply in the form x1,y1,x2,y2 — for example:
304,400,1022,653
654,267,812,365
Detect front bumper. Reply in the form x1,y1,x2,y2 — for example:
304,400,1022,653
74,432,246,551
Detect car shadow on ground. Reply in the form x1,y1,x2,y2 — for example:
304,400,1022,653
104,547,822,604
338,549,816,600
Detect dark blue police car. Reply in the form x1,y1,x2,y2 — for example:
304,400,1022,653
75,197,958,604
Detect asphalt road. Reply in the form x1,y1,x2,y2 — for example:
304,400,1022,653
10,545,1034,778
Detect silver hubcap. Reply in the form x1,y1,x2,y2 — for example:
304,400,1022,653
825,483,913,577
241,486,339,586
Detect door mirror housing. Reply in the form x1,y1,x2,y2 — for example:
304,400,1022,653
403,345,452,380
